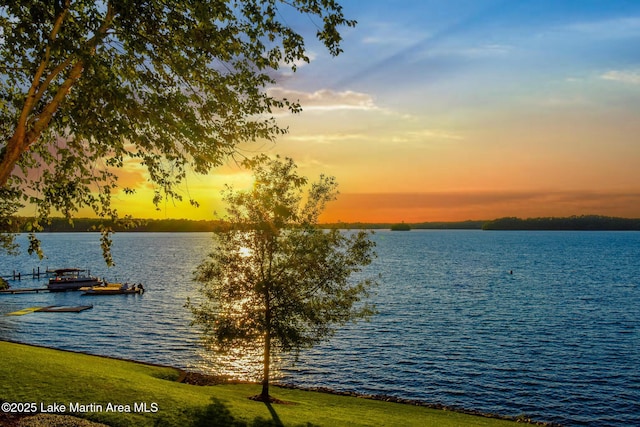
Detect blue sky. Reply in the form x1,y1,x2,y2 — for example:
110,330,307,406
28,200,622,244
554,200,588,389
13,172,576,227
310,0,640,101
122,1,640,221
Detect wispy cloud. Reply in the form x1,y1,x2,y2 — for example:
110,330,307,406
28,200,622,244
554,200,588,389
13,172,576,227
286,132,367,145
361,26,427,48
284,126,462,147
268,88,379,111
459,43,512,58
565,17,640,39
420,43,513,61
391,129,464,144
601,70,640,85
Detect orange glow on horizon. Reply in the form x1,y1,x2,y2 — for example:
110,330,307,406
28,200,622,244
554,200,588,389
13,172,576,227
319,192,640,223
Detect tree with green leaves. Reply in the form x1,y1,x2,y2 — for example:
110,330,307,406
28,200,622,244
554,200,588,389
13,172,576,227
0,1,355,261
188,155,377,401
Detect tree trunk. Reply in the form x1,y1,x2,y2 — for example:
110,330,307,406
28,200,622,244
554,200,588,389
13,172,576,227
0,1,72,188
0,57,85,188
0,2,114,188
260,236,275,401
0,133,24,187
261,327,271,400
261,283,271,400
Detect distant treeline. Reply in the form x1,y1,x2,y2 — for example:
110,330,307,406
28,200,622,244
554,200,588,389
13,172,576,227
2,218,486,232
2,217,225,233
482,215,640,231
2,216,639,233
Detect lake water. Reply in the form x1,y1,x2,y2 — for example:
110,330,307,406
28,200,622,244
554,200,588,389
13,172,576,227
1,231,639,426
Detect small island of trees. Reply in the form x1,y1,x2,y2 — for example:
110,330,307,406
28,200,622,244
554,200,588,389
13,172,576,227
390,222,411,231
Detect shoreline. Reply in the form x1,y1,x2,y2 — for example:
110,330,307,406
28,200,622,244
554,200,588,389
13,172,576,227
6,215,640,233
1,339,559,426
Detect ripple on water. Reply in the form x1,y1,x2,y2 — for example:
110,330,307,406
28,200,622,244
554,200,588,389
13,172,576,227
1,231,640,427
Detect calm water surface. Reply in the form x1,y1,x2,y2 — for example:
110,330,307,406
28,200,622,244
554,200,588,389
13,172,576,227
1,231,639,426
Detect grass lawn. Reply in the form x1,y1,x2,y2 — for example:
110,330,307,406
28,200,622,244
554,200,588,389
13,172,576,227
0,341,525,427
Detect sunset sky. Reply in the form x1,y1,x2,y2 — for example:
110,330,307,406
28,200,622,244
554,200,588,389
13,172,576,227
115,0,640,222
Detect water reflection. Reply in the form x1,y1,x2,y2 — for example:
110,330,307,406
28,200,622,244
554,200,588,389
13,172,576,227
3,231,640,426
193,342,283,383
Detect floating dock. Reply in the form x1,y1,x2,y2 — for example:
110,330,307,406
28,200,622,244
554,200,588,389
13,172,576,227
5,305,93,316
0,288,51,294
5,306,46,316
36,305,93,313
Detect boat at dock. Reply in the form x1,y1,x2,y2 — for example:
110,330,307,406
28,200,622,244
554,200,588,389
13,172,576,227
47,268,102,291
81,282,144,295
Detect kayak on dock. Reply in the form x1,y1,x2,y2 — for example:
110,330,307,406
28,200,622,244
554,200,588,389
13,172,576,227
5,305,93,315
5,306,45,316
81,282,144,295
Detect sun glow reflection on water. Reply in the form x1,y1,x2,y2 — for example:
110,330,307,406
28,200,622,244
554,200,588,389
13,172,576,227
2,231,640,426
193,343,283,383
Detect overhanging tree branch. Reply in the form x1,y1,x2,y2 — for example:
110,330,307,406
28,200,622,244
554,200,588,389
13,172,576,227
0,2,117,187
1,1,356,261
20,0,71,127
